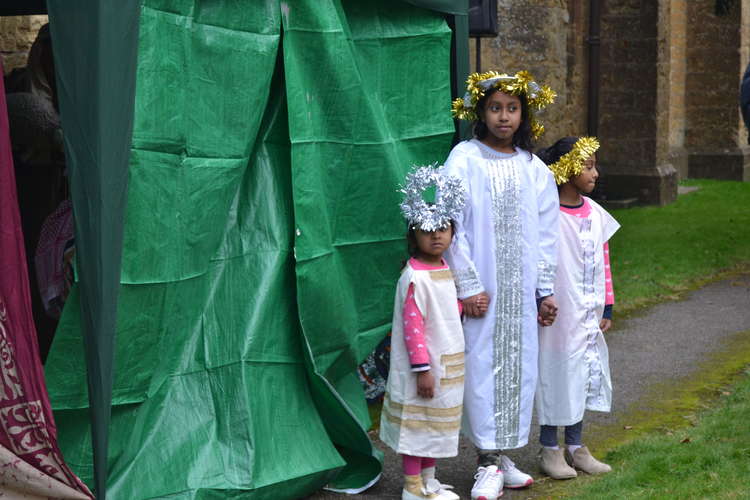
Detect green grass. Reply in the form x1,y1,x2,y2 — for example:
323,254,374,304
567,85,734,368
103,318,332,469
608,179,750,314
550,368,750,499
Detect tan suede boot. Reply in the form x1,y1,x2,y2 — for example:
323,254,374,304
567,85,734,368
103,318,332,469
568,446,612,475
402,474,438,500
538,447,577,480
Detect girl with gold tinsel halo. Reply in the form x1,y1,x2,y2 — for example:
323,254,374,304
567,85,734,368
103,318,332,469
442,70,559,500
535,136,620,480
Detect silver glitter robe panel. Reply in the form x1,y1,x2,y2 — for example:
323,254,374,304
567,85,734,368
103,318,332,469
486,158,524,449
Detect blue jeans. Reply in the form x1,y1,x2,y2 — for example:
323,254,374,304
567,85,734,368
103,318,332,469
539,421,583,447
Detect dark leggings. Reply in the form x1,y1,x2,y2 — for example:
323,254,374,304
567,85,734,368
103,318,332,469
539,421,583,447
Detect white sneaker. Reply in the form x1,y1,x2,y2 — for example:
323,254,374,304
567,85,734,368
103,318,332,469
498,455,533,489
421,467,460,500
423,478,460,500
471,465,503,500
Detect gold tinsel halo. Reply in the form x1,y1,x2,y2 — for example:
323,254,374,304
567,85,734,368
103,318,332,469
547,136,600,185
451,70,556,140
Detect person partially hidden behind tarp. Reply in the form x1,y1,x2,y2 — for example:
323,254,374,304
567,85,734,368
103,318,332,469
5,24,62,166
35,199,75,320
358,332,391,404
5,23,70,360
741,60,750,144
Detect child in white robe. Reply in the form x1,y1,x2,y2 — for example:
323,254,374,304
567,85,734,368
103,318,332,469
380,167,466,500
446,71,559,500
535,136,620,479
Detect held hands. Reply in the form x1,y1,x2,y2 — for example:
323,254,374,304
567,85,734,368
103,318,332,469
463,292,490,318
537,295,558,326
417,370,435,399
599,318,612,333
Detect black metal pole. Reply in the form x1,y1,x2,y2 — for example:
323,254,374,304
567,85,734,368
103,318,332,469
475,36,481,73
587,0,601,137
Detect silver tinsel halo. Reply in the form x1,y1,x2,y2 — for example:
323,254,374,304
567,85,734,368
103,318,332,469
400,165,466,232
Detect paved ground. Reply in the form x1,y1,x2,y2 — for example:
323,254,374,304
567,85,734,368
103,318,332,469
307,273,750,500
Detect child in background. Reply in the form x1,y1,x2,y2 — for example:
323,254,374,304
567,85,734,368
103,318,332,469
446,70,559,500
380,167,467,500
535,136,619,479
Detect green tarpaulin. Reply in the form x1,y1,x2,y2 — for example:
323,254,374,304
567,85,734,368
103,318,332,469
45,0,465,497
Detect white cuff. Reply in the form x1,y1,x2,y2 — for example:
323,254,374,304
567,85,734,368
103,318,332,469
536,260,555,297
453,267,484,299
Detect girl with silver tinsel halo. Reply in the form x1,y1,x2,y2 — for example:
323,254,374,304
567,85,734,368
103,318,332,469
379,167,466,500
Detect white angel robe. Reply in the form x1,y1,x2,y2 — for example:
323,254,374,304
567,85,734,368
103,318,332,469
536,197,620,426
443,139,559,450
380,262,465,457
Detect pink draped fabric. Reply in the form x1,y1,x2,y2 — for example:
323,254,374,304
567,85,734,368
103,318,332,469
0,62,92,498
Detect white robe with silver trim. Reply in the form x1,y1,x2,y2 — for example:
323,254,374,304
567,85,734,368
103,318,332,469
536,198,620,426
443,139,559,450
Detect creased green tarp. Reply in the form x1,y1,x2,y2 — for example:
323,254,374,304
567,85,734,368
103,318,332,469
284,2,454,489
47,1,141,497
404,0,470,139
287,1,454,381
45,0,458,497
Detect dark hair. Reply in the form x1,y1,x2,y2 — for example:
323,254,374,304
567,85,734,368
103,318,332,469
472,88,535,152
404,220,456,264
536,136,580,166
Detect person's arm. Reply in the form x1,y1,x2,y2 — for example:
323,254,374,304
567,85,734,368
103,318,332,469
536,160,559,300
403,283,435,398
535,159,559,326
449,216,484,299
403,283,430,372
442,154,488,317
600,242,614,332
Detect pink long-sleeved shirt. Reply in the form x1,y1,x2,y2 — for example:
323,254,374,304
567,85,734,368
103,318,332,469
403,258,462,372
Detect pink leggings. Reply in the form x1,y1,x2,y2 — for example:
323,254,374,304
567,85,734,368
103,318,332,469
402,455,436,475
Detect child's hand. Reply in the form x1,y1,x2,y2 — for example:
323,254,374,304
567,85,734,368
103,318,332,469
417,370,435,399
599,318,612,332
537,295,558,326
464,292,490,317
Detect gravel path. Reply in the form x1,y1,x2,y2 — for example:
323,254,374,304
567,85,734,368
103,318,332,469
307,273,750,499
